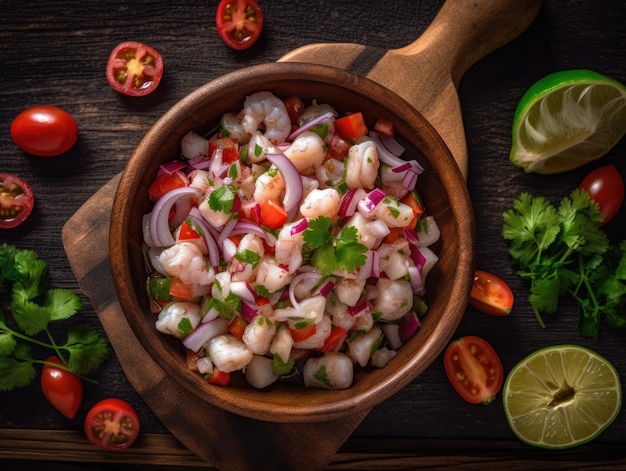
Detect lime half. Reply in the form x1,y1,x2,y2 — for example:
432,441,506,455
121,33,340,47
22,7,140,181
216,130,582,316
503,345,621,449
510,69,626,174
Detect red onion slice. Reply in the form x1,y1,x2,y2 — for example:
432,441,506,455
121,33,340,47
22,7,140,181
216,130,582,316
382,324,402,350
287,111,335,141
158,160,188,176
369,131,406,167
379,134,406,157
398,311,421,344
182,317,230,353
357,188,386,217
187,212,221,268
266,153,304,220
356,250,374,283
230,281,257,304
241,301,260,323
149,187,203,247
289,271,323,311
290,218,309,235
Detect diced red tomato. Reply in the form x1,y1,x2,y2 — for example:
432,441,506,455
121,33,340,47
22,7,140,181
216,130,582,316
178,219,201,241
209,136,240,164
228,315,248,341
148,170,189,202
288,323,317,343
374,117,395,138
169,276,195,299
334,112,368,140
259,199,288,230
326,136,351,160
319,326,347,352
207,369,231,386
283,96,305,125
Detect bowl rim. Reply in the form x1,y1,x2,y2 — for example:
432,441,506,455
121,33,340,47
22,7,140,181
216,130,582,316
109,61,476,423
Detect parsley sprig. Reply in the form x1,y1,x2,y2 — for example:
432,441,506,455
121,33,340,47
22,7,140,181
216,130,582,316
0,244,110,390
502,190,626,338
303,216,367,277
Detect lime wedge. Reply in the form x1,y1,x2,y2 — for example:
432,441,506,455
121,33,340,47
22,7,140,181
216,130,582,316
510,69,626,174
503,345,621,449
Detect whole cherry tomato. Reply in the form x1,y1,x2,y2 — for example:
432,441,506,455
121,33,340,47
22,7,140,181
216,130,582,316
469,269,514,316
216,0,264,50
0,173,35,229
41,356,83,419
84,398,140,450
10,105,78,157
444,336,504,405
579,164,624,224
106,41,163,97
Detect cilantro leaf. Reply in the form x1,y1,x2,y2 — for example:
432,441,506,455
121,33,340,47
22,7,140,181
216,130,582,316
0,312,17,356
45,288,83,322
63,324,111,375
303,217,334,249
208,185,237,213
235,249,261,268
0,343,35,391
272,353,295,376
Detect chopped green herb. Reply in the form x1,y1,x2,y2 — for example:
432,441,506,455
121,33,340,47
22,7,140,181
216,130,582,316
314,364,332,388
177,317,194,338
272,353,295,376
208,185,237,213
206,291,241,320
235,249,261,268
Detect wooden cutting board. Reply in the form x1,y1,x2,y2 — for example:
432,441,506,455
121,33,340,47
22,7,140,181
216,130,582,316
62,1,541,469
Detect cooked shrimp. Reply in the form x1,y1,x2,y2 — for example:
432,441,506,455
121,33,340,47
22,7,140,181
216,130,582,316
220,112,251,144
155,301,202,339
242,91,291,144
342,212,378,249
334,278,366,307
299,101,338,132
255,257,294,293
316,158,345,189
370,346,397,368
181,132,208,160
373,278,414,321
242,314,276,355
274,220,305,272
303,352,353,389
159,242,215,286
345,140,379,190
253,168,285,205
244,131,278,164
207,334,253,373
229,233,265,282
299,188,341,220
283,131,326,174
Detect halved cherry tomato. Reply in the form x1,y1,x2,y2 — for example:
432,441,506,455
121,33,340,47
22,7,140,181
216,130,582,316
11,105,79,157
106,41,163,97
209,136,240,164
0,173,35,229
374,117,395,138
288,323,317,343
334,112,368,140
579,164,624,224
443,336,504,405
148,170,189,202
216,0,264,51
84,398,140,450
259,199,288,230
207,369,231,386
41,356,83,419
469,270,514,316
284,96,305,125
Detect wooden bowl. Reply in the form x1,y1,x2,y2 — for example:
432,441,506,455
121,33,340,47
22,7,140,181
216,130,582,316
109,62,475,423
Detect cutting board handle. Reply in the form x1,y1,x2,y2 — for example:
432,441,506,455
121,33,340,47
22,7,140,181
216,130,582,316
396,0,543,86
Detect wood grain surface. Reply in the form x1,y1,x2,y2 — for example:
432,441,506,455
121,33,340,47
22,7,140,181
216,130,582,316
1,0,625,469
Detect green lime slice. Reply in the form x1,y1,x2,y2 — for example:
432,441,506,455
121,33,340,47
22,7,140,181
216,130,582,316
510,69,626,174
503,345,621,449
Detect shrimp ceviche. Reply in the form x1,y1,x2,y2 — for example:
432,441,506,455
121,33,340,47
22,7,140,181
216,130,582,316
143,91,441,390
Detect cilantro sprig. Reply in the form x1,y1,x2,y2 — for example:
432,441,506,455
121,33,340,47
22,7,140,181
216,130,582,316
303,216,367,277
502,190,626,338
0,244,110,390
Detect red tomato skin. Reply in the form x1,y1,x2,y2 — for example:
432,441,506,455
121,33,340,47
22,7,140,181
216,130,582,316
41,356,83,419
216,0,264,50
84,398,140,451
148,170,189,202
0,173,35,229
106,41,163,97
469,270,514,316
579,164,624,224
443,336,504,405
11,105,78,157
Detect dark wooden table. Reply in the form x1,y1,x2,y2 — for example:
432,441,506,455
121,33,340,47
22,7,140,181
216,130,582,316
1,0,625,469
